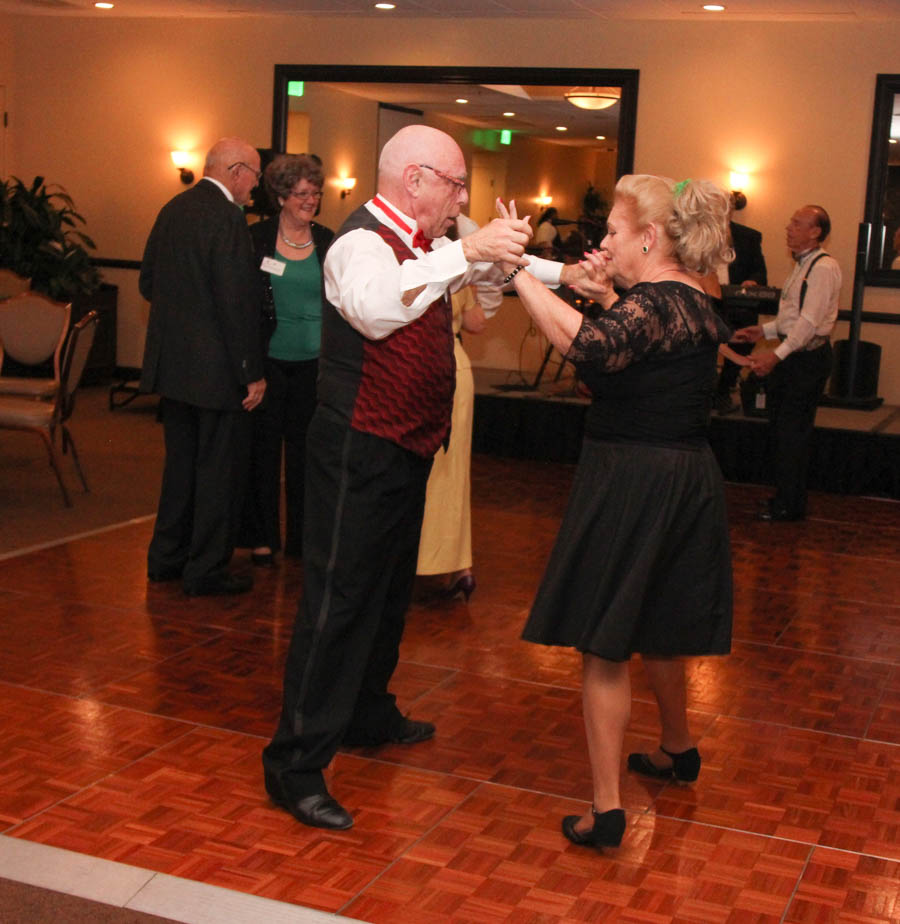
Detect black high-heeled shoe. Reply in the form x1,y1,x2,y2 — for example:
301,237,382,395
627,746,701,782
561,807,626,848
440,573,476,602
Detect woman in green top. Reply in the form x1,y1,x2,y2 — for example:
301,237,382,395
242,154,334,564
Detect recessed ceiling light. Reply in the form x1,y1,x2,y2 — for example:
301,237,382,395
703,4,725,10
555,126,568,132
595,135,606,140
455,98,468,104
503,112,515,117
374,2,395,9
94,2,114,7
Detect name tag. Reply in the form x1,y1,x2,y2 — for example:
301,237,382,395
261,256,286,276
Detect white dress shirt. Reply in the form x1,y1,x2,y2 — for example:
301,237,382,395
762,247,841,360
324,196,562,341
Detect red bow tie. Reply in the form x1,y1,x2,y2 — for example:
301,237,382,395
412,229,433,252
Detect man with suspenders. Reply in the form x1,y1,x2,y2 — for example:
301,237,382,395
733,205,841,521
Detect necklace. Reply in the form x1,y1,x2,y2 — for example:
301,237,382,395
279,229,313,250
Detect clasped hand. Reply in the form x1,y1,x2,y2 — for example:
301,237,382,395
491,200,613,303
461,200,532,267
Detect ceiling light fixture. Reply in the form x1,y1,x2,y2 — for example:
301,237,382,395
564,86,620,111
503,112,515,117
555,126,568,132
455,98,468,104
595,135,606,140
374,2,395,9
94,2,114,7
703,4,725,10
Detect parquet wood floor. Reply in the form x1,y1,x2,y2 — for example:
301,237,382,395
1,455,898,922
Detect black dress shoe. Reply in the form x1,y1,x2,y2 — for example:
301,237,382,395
148,566,183,582
343,717,435,747
757,506,804,522
561,807,626,848
184,572,253,596
627,746,701,782
392,718,436,744
270,792,353,830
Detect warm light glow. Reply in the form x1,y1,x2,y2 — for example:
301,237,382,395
94,2,114,7
374,2,395,8
555,126,568,132
536,195,553,207
337,176,357,199
503,111,515,117
564,87,620,111
703,4,725,10
890,138,898,144
730,171,749,190
170,150,192,168
455,98,468,104
596,135,606,141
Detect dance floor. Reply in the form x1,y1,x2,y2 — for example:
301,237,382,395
0,456,898,922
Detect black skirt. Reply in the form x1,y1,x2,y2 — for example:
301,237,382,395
522,438,732,661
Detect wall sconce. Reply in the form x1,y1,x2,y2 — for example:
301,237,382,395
536,195,553,207
729,171,749,210
339,177,357,199
171,151,194,185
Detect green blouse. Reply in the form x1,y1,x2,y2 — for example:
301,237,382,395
268,251,322,362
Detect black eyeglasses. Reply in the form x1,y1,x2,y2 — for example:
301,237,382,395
417,163,467,191
228,161,262,181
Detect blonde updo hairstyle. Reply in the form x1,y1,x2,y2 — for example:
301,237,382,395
614,174,733,276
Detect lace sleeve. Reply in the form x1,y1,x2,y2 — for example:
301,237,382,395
565,282,729,375
564,286,666,374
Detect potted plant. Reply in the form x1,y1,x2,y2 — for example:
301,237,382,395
0,175,100,301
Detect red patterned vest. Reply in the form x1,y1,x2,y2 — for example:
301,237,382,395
318,205,456,458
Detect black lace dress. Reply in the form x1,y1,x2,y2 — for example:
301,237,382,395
522,281,733,661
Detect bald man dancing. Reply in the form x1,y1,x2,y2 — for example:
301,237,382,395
263,125,577,829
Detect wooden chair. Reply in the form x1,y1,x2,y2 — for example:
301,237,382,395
0,269,31,299
0,311,99,506
0,292,72,400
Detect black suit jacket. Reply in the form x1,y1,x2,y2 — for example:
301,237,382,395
139,179,264,411
728,221,767,286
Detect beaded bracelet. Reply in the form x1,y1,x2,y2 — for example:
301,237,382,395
503,265,523,284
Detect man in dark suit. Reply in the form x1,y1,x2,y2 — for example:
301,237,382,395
715,218,768,412
140,137,266,596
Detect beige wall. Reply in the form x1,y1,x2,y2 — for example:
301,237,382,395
3,14,899,399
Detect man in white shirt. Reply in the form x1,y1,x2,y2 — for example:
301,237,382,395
263,124,581,831
733,204,841,521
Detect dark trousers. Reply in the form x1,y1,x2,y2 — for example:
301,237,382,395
262,410,432,800
765,342,832,516
148,397,251,590
241,357,318,555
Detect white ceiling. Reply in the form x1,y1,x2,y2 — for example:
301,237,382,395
5,0,900,19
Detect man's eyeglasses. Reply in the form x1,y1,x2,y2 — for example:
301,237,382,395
417,164,467,191
228,161,262,181
287,189,323,202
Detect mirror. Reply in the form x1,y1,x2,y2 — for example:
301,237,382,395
271,65,637,249
862,74,900,286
